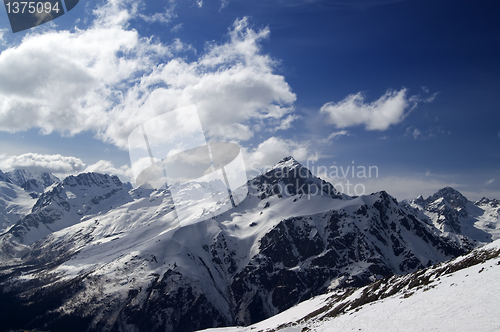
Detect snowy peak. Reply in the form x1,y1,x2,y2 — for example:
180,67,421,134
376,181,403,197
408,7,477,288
251,156,341,199
407,186,469,233
227,187,471,325
0,169,6,182
476,197,500,208
426,186,469,211
404,187,499,243
62,172,122,188
32,172,126,213
5,169,60,195
1,172,132,252
270,156,302,170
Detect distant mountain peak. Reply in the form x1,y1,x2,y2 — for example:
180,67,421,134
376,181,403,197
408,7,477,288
476,197,500,207
62,172,123,188
3,171,131,247
434,186,463,196
253,156,341,199
5,169,60,194
427,186,469,209
403,186,488,237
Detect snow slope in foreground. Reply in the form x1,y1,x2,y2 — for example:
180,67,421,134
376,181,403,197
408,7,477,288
199,239,500,332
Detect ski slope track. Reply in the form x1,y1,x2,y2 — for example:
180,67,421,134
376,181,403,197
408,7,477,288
0,157,498,332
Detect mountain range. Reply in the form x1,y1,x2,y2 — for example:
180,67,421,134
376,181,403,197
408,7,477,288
200,236,500,332
0,157,498,332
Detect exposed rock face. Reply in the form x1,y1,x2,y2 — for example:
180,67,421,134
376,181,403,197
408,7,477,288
5,169,60,195
0,159,495,332
230,191,469,325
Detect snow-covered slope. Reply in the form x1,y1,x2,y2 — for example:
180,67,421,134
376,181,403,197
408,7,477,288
199,238,500,332
0,172,132,259
0,158,498,332
0,169,60,234
0,176,36,234
473,197,500,240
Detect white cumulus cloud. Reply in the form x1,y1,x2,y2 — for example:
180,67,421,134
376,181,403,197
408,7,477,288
244,136,318,174
0,153,133,182
320,88,432,131
0,153,85,175
0,2,296,150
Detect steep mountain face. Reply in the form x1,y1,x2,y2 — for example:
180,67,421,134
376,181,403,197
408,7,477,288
404,187,497,243
0,158,496,332
249,156,343,200
5,169,60,196
409,187,468,233
0,169,60,234
0,177,36,234
228,190,472,325
203,238,500,332
0,172,132,260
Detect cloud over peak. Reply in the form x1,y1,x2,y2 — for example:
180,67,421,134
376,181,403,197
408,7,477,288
0,153,85,174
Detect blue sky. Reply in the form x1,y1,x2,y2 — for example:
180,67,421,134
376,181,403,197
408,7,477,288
0,0,499,200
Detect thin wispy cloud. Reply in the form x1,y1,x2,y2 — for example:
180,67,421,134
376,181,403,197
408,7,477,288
411,128,421,140
405,126,448,140
171,23,183,33
320,130,349,144
0,29,9,45
272,114,300,132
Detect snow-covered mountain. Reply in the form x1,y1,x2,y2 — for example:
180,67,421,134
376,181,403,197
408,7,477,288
403,186,499,243
5,169,60,196
0,169,60,234
200,238,500,332
473,197,500,240
0,175,35,234
0,157,498,332
0,172,133,260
